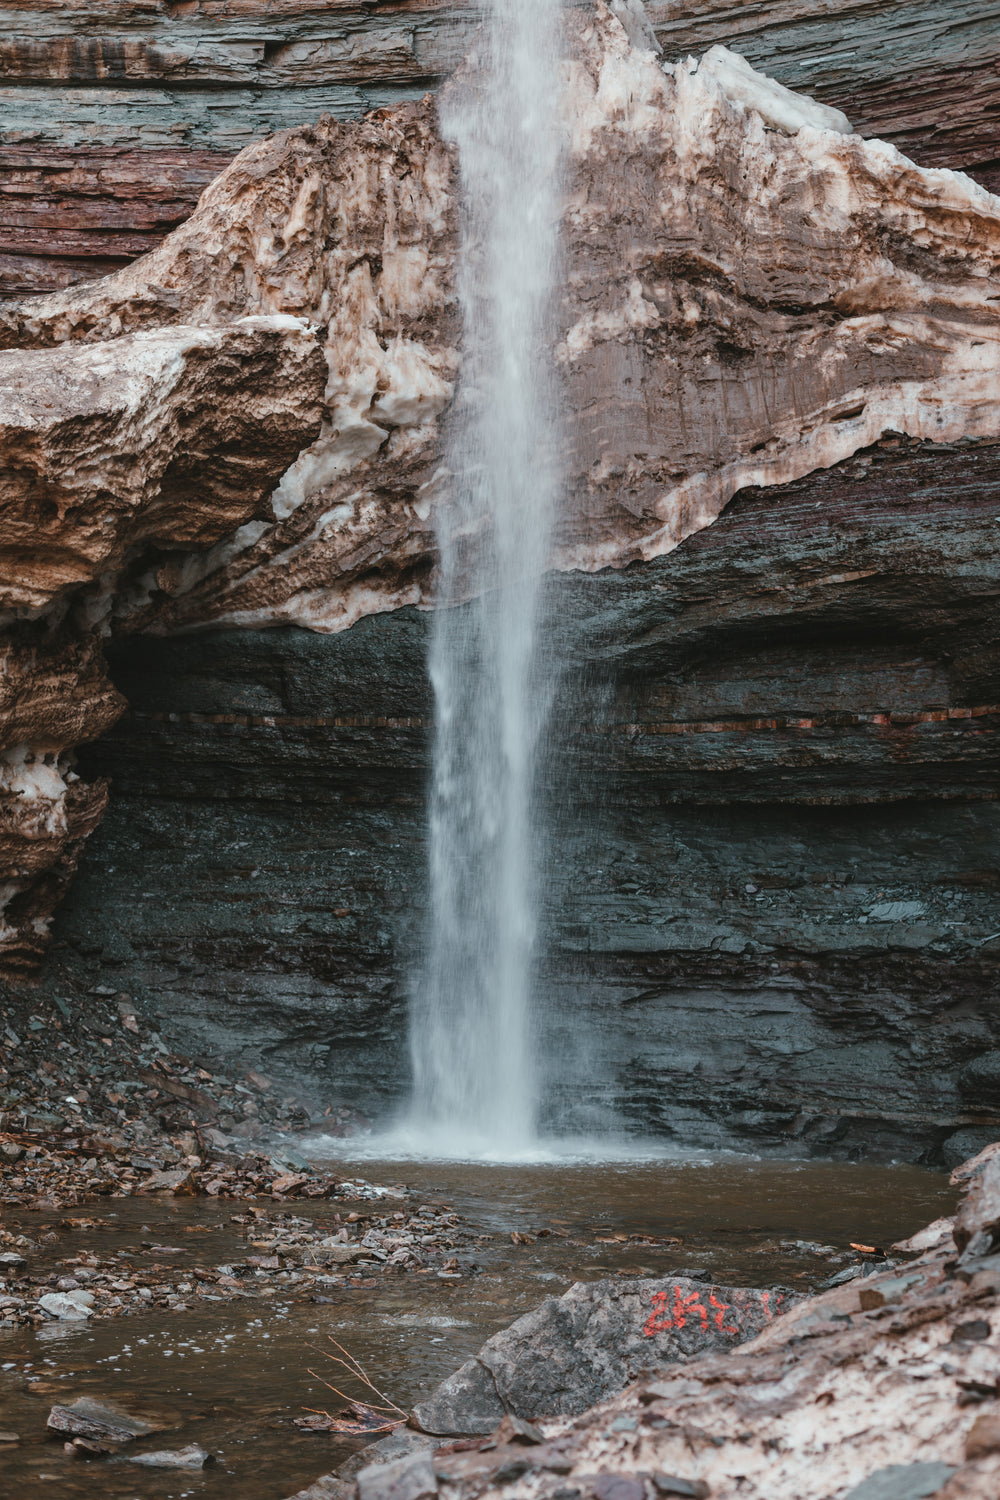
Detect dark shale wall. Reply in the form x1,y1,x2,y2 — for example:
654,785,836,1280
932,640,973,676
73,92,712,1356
36,435,999,1164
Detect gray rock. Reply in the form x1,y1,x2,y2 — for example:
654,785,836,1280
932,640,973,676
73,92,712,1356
957,1052,1000,1105
941,1128,1000,1171
413,1276,794,1436
338,1431,436,1483
130,1445,212,1469
357,1451,438,1500
282,1433,436,1500
282,1479,352,1500
47,1397,166,1444
38,1291,94,1320
0,1251,27,1271
842,1462,958,1500
270,1148,312,1174
20,1110,65,1132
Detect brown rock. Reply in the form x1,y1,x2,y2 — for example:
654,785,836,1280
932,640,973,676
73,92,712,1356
0,319,326,613
270,1173,312,1195
966,1415,1000,1462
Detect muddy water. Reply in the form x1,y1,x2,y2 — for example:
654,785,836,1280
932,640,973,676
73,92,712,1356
0,1156,956,1500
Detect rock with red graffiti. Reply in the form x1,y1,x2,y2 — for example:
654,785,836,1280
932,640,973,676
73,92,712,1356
412,1276,798,1436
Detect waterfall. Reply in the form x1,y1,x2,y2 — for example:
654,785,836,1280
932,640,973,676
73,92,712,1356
406,0,564,1155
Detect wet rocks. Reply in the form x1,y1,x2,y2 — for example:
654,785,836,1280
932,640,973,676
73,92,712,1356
47,1395,165,1444
413,1276,795,1435
130,1443,213,1469
37,1289,94,1320
399,1144,1000,1500
0,985,374,1217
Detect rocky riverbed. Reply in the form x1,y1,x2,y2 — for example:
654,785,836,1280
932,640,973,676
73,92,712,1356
289,1147,1000,1500
0,985,502,1333
0,963,973,1499
0,1083,958,1500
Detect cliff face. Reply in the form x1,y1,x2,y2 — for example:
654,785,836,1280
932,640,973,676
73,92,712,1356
49,432,1000,1162
1,1,998,294
1,1,999,1159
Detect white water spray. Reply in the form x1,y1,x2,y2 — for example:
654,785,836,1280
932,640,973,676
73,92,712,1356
406,0,564,1154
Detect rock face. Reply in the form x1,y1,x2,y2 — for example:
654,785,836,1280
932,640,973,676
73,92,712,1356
2,2,998,294
6,8,999,625
0,314,326,954
28,429,1000,1160
0,2,999,1156
0,318,327,612
412,1276,795,1436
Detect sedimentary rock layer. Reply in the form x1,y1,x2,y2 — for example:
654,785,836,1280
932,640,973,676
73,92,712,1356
35,434,999,1162
2,1,997,293
0,317,327,612
0,146,232,296
0,313,326,953
5,8,997,634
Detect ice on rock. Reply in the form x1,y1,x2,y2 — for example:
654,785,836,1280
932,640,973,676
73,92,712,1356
696,45,853,137
608,0,662,55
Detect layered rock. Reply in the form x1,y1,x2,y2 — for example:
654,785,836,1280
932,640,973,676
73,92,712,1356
0,315,327,949
47,434,1000,1161
0,3,999,1155
3,2,998,294
5,4,998,632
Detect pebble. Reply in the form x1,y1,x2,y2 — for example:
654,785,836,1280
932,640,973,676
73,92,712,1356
130,1444,213,1469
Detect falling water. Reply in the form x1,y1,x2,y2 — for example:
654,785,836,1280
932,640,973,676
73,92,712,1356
406,0,564,1155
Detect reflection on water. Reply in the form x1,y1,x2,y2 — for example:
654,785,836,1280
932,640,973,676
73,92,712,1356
0,1156,956,1500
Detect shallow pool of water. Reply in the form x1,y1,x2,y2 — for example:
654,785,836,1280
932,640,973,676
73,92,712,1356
0,1154,956,1500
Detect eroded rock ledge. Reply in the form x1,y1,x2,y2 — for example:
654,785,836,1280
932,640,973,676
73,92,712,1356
0,0,998,970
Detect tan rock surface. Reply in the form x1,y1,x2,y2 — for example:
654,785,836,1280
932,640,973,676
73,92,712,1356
5,5,998,633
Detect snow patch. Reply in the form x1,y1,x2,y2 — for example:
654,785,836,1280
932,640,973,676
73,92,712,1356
694,46,853,137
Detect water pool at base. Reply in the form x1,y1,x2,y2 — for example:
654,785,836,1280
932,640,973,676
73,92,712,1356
0,1155,956,1500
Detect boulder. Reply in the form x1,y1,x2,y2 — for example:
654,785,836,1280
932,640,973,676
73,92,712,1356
47,1397,166,1444
412,1275,795,1435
